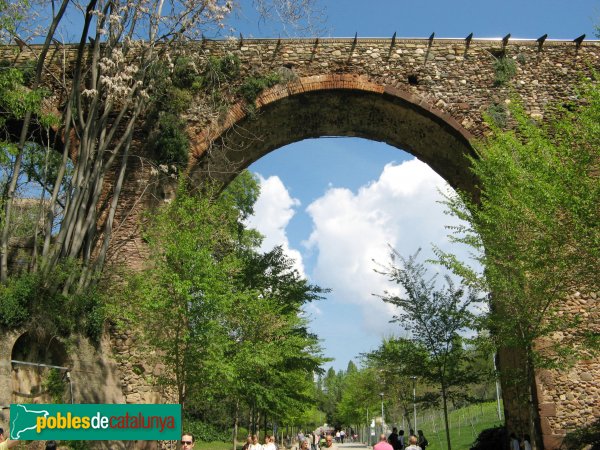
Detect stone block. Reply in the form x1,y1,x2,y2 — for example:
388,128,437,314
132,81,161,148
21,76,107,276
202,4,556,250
539,403,557,417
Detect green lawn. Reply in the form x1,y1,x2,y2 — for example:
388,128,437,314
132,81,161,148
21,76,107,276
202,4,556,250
194,442,244,450
415,401,504,450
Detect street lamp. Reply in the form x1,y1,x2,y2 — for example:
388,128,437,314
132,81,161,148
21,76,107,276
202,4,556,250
380,392,385,425
411,376,417,431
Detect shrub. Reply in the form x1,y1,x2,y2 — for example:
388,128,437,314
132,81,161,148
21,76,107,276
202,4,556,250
470,425,506,450
494,57,516,86
486,103,509,128
148,112,189,166
184,418,230,442
238,73,281,105
562,418,600,449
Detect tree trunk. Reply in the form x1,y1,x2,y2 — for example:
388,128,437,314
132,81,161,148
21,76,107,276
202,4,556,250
233,398,240,450
441,383,452,450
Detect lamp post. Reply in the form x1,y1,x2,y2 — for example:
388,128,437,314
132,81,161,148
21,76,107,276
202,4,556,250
380,392,385,427
411,376,417,431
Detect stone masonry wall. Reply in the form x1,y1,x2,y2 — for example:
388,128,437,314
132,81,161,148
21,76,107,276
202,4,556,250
183,37,599,140
1,37,599,449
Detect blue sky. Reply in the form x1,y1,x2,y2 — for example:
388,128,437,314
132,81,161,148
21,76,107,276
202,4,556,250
238,1,600,372
233,0,599,39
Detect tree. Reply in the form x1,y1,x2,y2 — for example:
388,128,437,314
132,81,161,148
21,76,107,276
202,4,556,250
0,0,324,290
376,249,483,450
335,366,382,431
363,337,428,431
438,82,600,447
113,171,327,446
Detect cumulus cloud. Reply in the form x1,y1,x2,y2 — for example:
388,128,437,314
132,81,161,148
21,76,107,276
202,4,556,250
304,158,471,336
245,174,306,278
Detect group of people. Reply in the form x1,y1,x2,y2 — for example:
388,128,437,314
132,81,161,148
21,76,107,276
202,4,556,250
510,432,532,450
386,427,428,450
241,433,281,450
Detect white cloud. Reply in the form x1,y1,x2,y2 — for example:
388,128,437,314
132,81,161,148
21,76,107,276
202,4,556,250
304,158,472,336
245,174,306,278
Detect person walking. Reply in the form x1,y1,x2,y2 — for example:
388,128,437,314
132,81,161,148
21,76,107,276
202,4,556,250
509,433,520,450
398,430,405,450
374,433,394,450
249,434,263,450
404,435,421,450
311,431,320,450
417,430,428,450
522,434,532,450
264,435,277,450
322,434,338,450
388,427,400,450
181,433,195,449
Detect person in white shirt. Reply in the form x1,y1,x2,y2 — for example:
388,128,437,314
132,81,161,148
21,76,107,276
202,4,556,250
404,435,421,450
522,434,532,450
249,434,263,450
263,434,277,450
509,433,520,450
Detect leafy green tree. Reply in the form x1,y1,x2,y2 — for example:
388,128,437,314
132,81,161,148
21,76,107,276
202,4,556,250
335,366,381,429
438,82,600,446
363,337,427,431
376,249,483,450
113,172,327,447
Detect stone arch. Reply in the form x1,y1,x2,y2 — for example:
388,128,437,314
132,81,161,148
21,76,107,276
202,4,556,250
10,332,70,403
188,74,477,195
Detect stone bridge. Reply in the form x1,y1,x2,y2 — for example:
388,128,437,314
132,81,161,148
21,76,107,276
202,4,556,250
1,37,599,449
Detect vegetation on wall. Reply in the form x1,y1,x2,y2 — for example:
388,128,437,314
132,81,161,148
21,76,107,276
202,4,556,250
485,103,509,128
239,72,283,116
493,56,516,86
0,261,105,342
43,368,66,403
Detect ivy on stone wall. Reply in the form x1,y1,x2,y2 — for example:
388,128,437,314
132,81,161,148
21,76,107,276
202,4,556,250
146,54,242,166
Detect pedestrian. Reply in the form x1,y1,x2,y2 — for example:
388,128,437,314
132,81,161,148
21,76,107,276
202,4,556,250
374,433,394,450
0,427,18,450
404,435,421,450
300,439,310,450
249,434,263,450
417,430,428,450
340,429,345,444
243,435,253,450
509,433,520,450
264,434,277,450
398,429,405,450
522,434,532,450
322,434,338,449
181,432,195,449
312,431,320,450
388,427,400,450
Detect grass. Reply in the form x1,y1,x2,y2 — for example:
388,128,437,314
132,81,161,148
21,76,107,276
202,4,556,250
195,442,245,450
416,401,504,450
